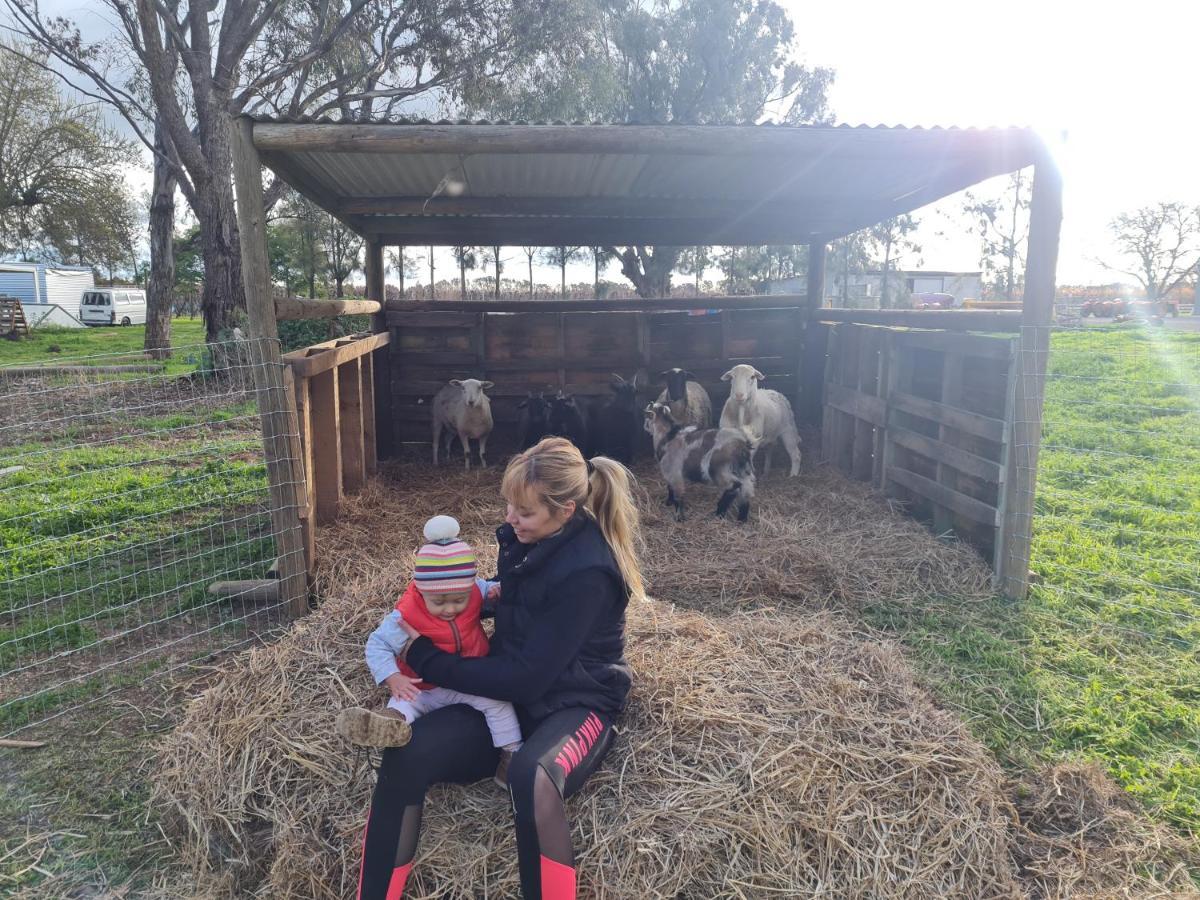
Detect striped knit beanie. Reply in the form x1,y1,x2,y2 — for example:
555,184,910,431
413,515,477,595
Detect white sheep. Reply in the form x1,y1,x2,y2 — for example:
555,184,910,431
431,378,494,469
718,364,802,477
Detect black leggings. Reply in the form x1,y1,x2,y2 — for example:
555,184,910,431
358,703,614,900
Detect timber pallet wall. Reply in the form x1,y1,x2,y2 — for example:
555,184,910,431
385,302,806,447
822,323,1018,573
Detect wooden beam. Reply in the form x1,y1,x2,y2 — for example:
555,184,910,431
799,241,828,425
0,364,165,375
341,194,836,219
309,367,342,524
208,580,281,604
288,332,390,378
366,239,386,333
361,352,378,476
889,425,1003,484
385,295,807,314
999,159,1064,599
824,381,885,428
277,301,372,325
292,371,317,578
887,465,1000,528
889,390,1006,443
231,116,309,619
814,308,1021,332
338,358,366,492
275,296,381,320
251,123,1040,165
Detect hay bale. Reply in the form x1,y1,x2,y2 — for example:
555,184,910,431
1009,763,1199,898
153,491,1021,897
152,462,1196,898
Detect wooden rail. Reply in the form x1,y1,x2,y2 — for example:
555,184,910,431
284,332,389,573
275,296,382,320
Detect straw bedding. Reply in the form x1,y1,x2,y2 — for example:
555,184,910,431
153,459,1197,898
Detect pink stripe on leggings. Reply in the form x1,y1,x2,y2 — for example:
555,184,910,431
540,855,576,900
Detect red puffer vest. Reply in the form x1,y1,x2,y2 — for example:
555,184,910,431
395,581,489,690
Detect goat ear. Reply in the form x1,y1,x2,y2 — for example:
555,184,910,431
481,380,495,390
611,372,625,385
752,368,765,381
720,369,733,381
682,370,696,381
449,379,462,387
657,370,670,381
517,399,528,409
632,371,642,389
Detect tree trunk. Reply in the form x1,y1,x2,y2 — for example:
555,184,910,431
144,119,176,359
560,256,567,299
594,250,600,296
613,246,676,299
528,254,533,298
493,246,500,299
195,112,244,342
459,257,467,300
429,246,435,299
398,247,405,298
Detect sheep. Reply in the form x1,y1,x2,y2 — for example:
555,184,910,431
547,392,589,452
656,368,712,428
718,364,802,478
516,392,550,449
587,373,642,464
431,378,494,469
643,401,756,522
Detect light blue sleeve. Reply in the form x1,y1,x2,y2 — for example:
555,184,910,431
365,610,408,684
477,576,500,615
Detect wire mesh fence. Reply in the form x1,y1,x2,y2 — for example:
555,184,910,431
0,337,303,736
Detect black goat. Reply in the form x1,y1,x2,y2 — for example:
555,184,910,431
547,393,589,452
588,373,641,464
516,392,550,449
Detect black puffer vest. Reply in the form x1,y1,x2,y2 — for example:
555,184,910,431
492,513,631,722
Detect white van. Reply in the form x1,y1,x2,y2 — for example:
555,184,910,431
80,288,148,326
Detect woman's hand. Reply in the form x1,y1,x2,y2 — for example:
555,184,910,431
383,672,422,703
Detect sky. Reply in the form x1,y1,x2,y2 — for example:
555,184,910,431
781,0,1200,285
15,0,1200,291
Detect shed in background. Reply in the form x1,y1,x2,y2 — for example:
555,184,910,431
0,263,95,327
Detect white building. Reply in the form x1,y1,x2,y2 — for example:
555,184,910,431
767,269,983,308
0,262,96,327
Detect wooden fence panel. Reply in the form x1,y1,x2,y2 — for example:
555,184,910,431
821,323,1018,570
388,305,807,446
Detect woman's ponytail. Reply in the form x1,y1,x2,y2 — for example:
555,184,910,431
587,456,646,602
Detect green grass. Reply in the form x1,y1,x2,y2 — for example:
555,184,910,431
867,326,1200,836
0,325,278,732
0,319,208,375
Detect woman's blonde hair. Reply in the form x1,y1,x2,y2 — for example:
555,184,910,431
501,437,645,602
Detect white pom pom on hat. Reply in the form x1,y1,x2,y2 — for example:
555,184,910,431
423,514,461,543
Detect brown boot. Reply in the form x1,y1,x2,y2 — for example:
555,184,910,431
335,707,412,748
494,748,515,788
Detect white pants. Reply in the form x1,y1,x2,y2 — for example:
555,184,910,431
388,686,522,748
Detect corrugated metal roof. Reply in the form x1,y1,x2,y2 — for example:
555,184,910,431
247,117,1045,245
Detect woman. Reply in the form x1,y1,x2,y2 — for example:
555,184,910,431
357,437,645,900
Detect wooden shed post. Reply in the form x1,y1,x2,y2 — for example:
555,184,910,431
231,116,310,617
798,241,828,425
365,238,393,461
998,159,1063,599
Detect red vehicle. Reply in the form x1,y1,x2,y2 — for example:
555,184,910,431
1081,297,1179,318
914,292,956,310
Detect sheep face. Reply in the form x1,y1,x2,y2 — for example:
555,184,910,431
450,378,494,408
658,368,695,403
721,365,765,404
